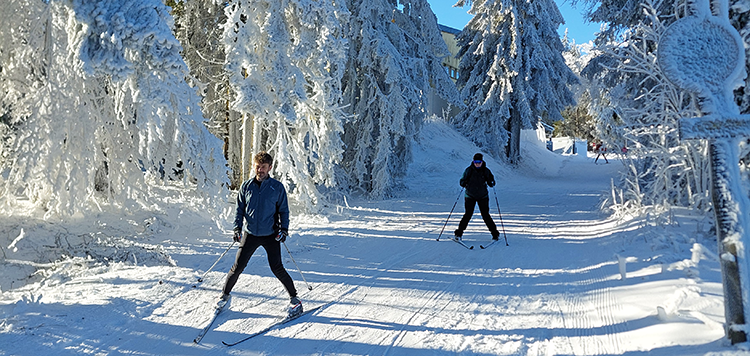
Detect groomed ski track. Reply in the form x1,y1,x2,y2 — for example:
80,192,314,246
0,125,727,355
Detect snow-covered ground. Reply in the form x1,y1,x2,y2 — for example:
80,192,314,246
0,118,746,355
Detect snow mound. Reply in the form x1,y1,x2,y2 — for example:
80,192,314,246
0,215,176,292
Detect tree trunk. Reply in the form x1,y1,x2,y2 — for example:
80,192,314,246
227,109,243,189
507,107,522,164
240,113,254,183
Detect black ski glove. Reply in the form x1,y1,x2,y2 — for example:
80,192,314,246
488,180,495,187
276,229,288,243
233,229,242,242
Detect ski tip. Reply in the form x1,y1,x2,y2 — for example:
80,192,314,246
469,246,474,250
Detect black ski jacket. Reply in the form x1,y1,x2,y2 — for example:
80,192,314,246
459,162,495,199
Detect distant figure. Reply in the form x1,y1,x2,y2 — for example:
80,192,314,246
595,143,609,164
454,153,501,241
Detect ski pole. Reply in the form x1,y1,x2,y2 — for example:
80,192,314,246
437,188,464,241
493,187,509,246
198,241,236,282
283,241,313,291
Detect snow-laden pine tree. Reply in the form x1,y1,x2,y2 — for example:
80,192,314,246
0,0,227,218
341,0,461,198
453,0,578,163
220,0,349,210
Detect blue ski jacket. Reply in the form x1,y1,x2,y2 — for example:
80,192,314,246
234,177,289,237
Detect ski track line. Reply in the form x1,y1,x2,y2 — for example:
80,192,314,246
182,275,286,332
558,260,623,355
360,243,487,355
380,270,467,356
208,232,396,341
308,238,473,355
254,242,428,355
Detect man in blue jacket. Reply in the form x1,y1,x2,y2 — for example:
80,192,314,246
219,151,301,316
455,153,500,241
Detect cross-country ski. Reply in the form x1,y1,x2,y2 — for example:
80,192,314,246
222,305,325,347
449,237,474,250
479,239,501,249
193,299,229,344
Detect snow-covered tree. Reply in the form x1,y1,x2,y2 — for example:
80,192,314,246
340,0,461,198
169,0,243,187
729,1,750,114
453,0,578,163
220,0,349,210
0,0,227,219
576,0,750,112
587,1,712,217
556,30,600,141
555,93,597,141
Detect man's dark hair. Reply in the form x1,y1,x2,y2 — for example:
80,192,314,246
254,151,273,166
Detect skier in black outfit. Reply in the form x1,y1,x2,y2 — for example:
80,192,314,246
455,153,501,241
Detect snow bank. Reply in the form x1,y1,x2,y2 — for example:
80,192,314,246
407,116,510,197
518,126,567,177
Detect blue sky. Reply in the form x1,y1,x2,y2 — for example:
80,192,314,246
426,0,602,44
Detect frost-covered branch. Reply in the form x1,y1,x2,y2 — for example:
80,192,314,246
591,0,712,219
221,0,349,210
0,0,228,219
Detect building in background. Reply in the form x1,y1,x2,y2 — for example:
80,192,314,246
427,24,462,119
438,24,461,83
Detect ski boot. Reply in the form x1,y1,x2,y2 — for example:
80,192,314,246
217,293,231,310
288,296,303,318
491,231,500,241
453,229,463,242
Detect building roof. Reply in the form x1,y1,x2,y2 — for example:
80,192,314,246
438,24,461,35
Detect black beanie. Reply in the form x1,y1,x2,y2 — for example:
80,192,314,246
473,153,483,161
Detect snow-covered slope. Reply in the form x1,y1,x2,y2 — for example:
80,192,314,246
0,118,740,355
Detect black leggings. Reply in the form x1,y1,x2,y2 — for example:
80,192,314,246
222,232,297,298
457,196,498,234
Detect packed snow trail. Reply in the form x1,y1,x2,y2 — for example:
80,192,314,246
0,126,730,355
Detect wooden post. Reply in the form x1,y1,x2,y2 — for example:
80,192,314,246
709,140,748,343
657,0,750,343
